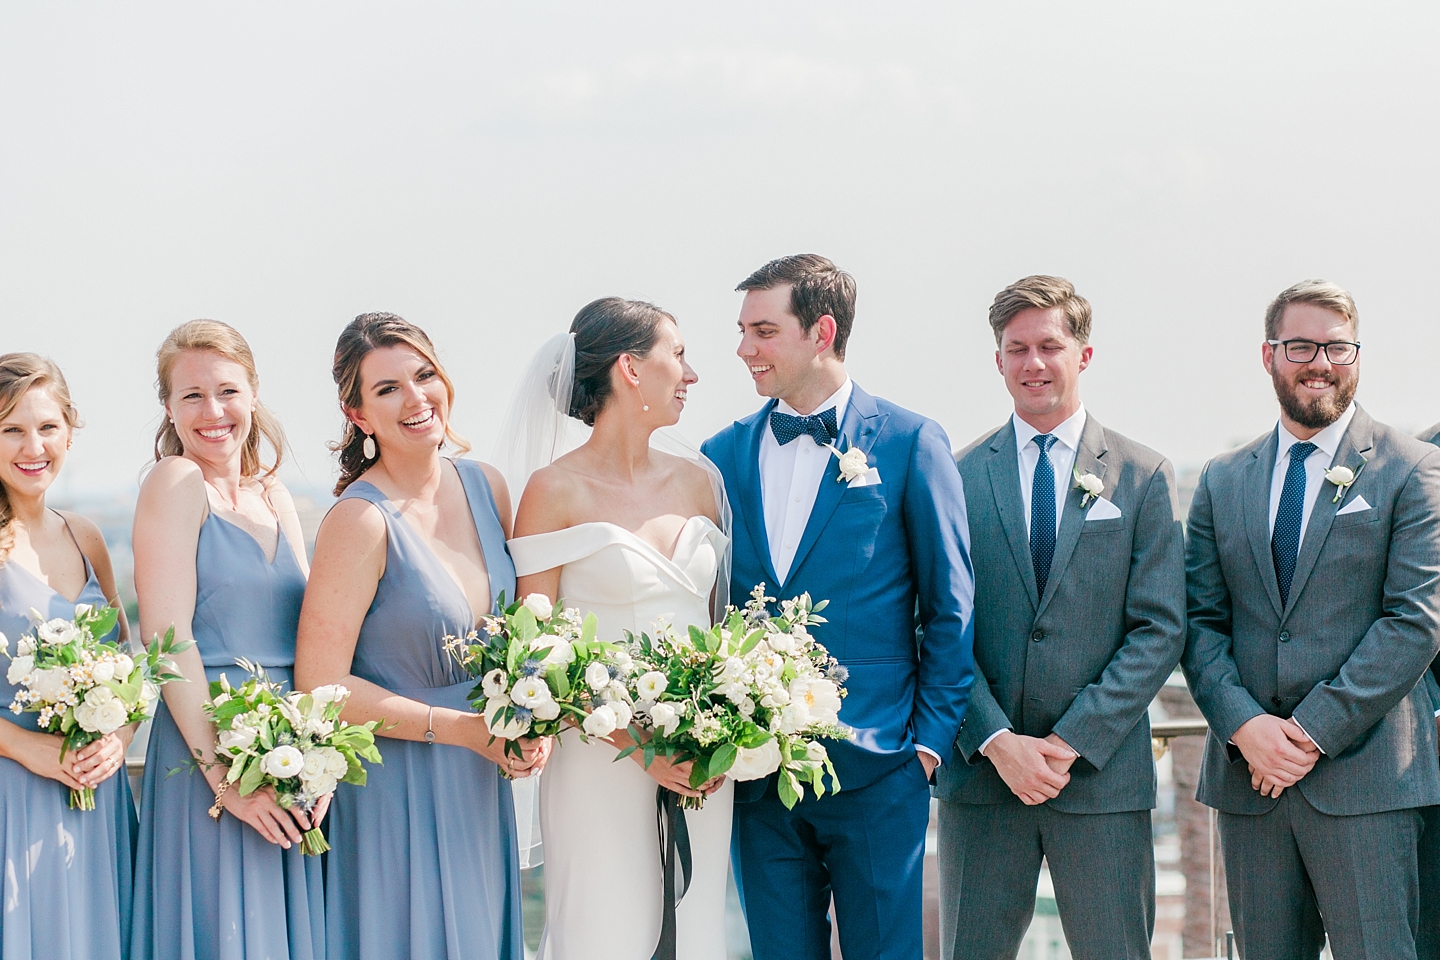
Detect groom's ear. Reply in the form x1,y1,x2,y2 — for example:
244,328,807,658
811,314,838,356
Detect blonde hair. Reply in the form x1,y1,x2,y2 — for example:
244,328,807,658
988,275,1093,347
154,320,286,478
1264,280,1359,341
0,353,82,562
330,312,469,495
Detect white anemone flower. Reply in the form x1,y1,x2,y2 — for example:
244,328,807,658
484,695,530,740
790,678,842,725
260,745,306,779
482,669,508,698
509,677,552,709
636,671,669,700
730,740,783,780
310,684,347,706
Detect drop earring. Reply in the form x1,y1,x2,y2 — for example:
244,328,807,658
362,433,377,460
637,380,648,412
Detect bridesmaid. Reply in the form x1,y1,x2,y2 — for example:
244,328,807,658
295,312,547,960
0,353,135,960
129,321,324,960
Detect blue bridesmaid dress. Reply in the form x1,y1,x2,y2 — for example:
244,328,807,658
130,503,325,960
0,518,134,960
325,458,522,960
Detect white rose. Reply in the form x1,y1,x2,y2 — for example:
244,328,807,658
585,662,612,692
6,655,34,685
94,698,129,734
636,671,668,700
0,632,7,656
301,750,328,781
648,702,680,737
484,696,530,740
540,639,575,667
74,700,102,733
1325,465,1356,486
481,669,508,698
90,660,115,684
522,594,554,620
601,680,627,703
509,677,552,709
790,678,842,725
85,685,116,707
776,701,812,735
260,745,305,779
834,445,868,482
310,684,347,706
806,741,829,763
1075,470,1104,497
609,699,633,730
322,748,350,778
766,631,797,655
582,704,618,738
531,698,560,721
308,773,339,796
611,651,635,676
218,724,259,752
738,696,756,718
111,653,134,681
16,636,36,657
730,739,783,780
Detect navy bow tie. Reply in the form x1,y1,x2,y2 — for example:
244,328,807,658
770,407,838,447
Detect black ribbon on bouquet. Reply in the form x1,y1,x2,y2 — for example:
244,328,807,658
651,788,693,960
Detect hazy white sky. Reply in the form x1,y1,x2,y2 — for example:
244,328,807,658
4,2,1439,499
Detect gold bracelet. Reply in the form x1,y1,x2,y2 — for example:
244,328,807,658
208,779,230,821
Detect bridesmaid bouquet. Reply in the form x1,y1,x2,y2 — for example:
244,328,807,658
202,660,382,855
620,584,852,810
444,593,637,767
1,604,188,810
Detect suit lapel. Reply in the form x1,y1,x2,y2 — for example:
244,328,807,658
1036,415,1108,617
735,402,782,590
1284,407,1375,618
784,384,887,589
1244,429,1285,619
985,421,1040,610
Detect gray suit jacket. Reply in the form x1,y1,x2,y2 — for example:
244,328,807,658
934,414,1186,814
1184,405,1440,816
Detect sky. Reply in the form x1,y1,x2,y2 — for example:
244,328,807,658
3,2,1439,501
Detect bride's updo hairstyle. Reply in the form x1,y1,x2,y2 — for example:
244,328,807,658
567,297,675,427
154,320,287,478
0,353,81,562
330,312,470,496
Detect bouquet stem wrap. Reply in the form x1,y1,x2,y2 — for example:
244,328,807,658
651,787,693,960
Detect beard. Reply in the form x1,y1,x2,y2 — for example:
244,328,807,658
1271,363,1357,430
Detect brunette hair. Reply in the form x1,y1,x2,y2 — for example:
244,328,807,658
567,297,675,427
987,276,1093,346
330,312,469,495
154,320,287,478
735,254,857,359
0,353,82,562
1264,280,1359,341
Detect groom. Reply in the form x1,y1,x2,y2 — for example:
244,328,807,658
703,254,975,960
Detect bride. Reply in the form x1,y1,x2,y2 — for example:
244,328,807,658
501,297,734,960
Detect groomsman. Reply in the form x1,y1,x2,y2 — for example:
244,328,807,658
1416,421,1440,960
704,254,975,960
1184,280,1440,958
934,275,1186,959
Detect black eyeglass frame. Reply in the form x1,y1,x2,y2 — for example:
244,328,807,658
1265,339,1362,365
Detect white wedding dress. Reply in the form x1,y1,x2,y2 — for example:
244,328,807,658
510,516,735,960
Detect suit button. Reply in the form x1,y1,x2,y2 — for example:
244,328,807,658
1272,696,1283,707
1279,631,1290,643
1031,631,1044,642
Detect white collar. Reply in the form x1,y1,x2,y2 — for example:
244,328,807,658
1276,402,1356,463
1012,404,1087,455
775,378,853,423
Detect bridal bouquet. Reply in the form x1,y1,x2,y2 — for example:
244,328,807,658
620,584,851,810
444,593,637,764
1,604,188,810
202,660,382,855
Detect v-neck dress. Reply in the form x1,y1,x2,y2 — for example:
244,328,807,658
507,516,733,960
130,506,324,960
324,459,521,960
0,543,134,960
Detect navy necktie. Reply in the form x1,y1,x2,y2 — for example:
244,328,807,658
1272,440,1317,607
1030,434,1058,598
770,407,838,447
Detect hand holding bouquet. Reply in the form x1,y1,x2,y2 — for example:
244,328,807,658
2,604,188,809
621,584,852,810
203,659,382,855
445,592,637,772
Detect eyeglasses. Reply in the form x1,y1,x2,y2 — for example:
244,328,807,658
1266,339,1361,365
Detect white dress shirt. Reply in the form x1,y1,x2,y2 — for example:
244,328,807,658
978,406,1088,756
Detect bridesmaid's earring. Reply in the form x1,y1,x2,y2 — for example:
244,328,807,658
362,433,377,460
637,381,648,412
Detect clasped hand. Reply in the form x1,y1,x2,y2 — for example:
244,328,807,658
1233,714,1320,799
982,731,1078,806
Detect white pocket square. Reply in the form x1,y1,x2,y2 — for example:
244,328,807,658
1085,496,1122,521
1336,495,1372,516
847,467,882,488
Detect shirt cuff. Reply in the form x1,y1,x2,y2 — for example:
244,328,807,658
1289,717,1326,755
977,728,1008,757
915,744,942,767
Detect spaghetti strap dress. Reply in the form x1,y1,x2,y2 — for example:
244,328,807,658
0,520,135,960
130,501,324,960
324,458,522,960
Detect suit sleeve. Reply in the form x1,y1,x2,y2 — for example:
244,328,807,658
1050,459,1187,770
954,657,1013,762
904,418,976,766
1182,461,1268,747
1291,451,1440,755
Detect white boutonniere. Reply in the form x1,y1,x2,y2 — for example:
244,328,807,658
1325,457,1367,504
1072,466,1104,508
826,440,869,483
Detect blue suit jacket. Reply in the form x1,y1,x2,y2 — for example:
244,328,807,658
703,383,976,795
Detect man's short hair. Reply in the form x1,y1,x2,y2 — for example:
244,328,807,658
987,275,1092,347
1264,280,1359,341
736,254,857,359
